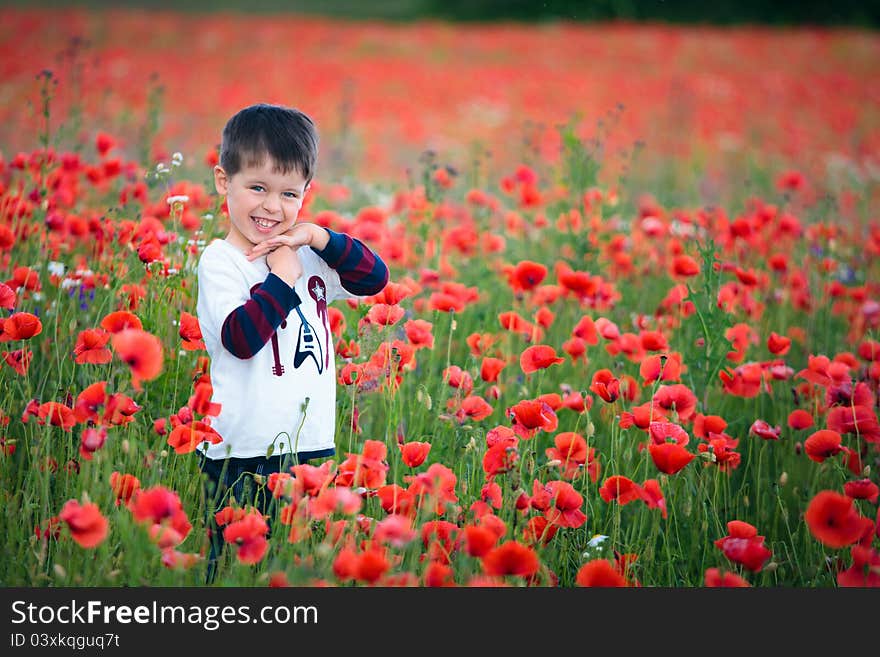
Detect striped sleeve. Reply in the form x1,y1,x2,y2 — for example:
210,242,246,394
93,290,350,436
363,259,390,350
220,273,301,359
312,228,389,296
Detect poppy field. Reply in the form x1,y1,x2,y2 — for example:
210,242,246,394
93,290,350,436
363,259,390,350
1,8,879,587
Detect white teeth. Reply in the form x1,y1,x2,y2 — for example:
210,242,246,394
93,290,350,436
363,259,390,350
252,217,275,228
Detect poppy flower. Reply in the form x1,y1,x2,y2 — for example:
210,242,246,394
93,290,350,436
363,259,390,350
480,357,506,383
111,329,164,390
110,471,140,506
589,369,620,403
178,312,205,350
464,524,499,557
1,312,42,341
599,476,643,505
837,546,880,587
572,315,599,344
166,420,223,454
373,513,417,548
100,310,143,333
639,479,668,518
543,480,587,528
576,559,629,587
692,413,728,439
619,403,667,431
404,319,434,349
767,332,791,355
826,405,880,443
407,464,458,515
0,282,16,309
639,352,683,384
3,348,32,375
59,499,109,549
648,421,690,446
79,426,107,460
362,303,405,328
749,419,781,441
443,365,474,394
309,487,362,520
482,540,540,577
377,484,415,516
498,311,542,342
455,394,494,423
787,409,814,430
545,432,590,480
223,511,270,564
714,520,772,572
520,344,565,374
421,520,461,563
428,292,465,313
38,402,76,431
704,568,750,587
399,441,431,468
652,383,698,421
805,490,867,548
844,479,879,504
648,442,694,475
483,440,519,477
72,329,112,364
671,254,700,278
504,260,547,293
507,399,558,439
804,430,845,463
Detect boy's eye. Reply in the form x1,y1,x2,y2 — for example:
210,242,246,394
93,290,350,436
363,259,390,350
250,185,265,192
282,192,300,199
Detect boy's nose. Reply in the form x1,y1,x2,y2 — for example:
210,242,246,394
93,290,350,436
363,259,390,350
261,194,281,213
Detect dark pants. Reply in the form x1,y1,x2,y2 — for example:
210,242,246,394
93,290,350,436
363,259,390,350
199,449,334,584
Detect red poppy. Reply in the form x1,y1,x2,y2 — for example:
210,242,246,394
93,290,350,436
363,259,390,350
38,402,77,430
545,432,591,480
480,357,506,383
543,480,587,528
692,413,728,439
483,439,519,477
639,479,668,518
111,329,164,390
2,348,32,375
639,352,683,384
100,310,143,333
648,442,695,475
377,484,415,516
507,399,558,438
0,282,16,309
671,254,700,278
407,464,458,515
837,546,880,587
178,312,205,350
309,487,362,520
110,471,140,506
844,479,879,504
576,559,629,587
767,332,791,355
404,319,434,349
519,344,565,374
72,329,112,364
399,441,431,468
482,540,540,577
804,430,845,463
599,476,643,505
59,499,109,549
368,281,413,306
223,511,270,564
504,260,548,293
805,490,867,548
0,312,42,341
787,409,814,430
455,394,494,422
420,520,460,564
648,421,690,446
498,311,541,342
362,515,411,552
362,303,405,328
464,524,499,557
572,315,599,345
443,365,474,394
826,405,880,443
714,520,772,572
428,292,465,313
652,383,698,421
166,420,223,454
589,369,620,403
749,419,781,441
79,427,107,460
704,568,750,587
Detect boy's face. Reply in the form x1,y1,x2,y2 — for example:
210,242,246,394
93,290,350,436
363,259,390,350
214,157,309,252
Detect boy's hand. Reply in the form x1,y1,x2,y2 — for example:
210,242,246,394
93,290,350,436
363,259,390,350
266,245,303,288
247,223,330,261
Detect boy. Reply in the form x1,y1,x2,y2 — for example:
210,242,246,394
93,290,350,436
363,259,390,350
195,104,388,578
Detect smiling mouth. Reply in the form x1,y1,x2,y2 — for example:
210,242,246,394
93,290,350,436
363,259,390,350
251,216,278,229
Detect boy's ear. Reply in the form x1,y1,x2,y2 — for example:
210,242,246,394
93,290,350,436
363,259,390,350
213,165,229,195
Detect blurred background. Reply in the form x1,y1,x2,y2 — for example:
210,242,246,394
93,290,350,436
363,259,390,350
0,0,878,202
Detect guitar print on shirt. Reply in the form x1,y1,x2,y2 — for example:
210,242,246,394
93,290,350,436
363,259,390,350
308,276,330,371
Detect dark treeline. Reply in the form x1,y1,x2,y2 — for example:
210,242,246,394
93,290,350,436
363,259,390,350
424,0,880,27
